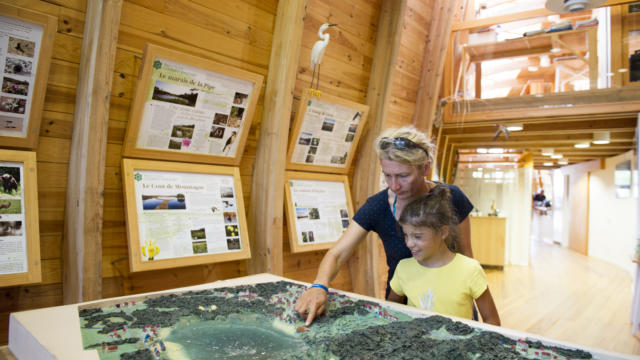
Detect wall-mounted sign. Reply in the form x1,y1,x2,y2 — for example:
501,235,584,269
123,44,263,166
122,159,251,272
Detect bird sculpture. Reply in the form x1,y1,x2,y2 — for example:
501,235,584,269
492,124,509,141
310,23,337,92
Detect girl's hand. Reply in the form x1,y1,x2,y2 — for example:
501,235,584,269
294,287,328,326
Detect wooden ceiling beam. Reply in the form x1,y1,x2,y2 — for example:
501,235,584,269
443,132,635,143
451,140,635,148
444,128,635,139
443,117,636,133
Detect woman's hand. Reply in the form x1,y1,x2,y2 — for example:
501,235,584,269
294,287,328,325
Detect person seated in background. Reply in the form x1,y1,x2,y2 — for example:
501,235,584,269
532,190,549,215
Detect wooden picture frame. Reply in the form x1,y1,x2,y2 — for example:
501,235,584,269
284,171,355,253
0,149,41,287
122,158,251,272
0,4,56,149
286,90,369,174
122,44,264,166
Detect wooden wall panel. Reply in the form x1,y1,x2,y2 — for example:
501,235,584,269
0,0,85,345
0,0,275,345
282,0,384,292
2,0,436,344
99,0,276,298
283,0,439,297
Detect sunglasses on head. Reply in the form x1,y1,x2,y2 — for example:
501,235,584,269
379,136,429,156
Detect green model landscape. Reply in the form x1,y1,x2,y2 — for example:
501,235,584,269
79,281,593,360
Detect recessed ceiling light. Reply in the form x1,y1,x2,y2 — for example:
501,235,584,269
528,66,539,72
540,55,551,67
550,47,562,54
574,142,590,148
506,124,523,131
592,131,610,145
618,68,629,73
544,162,554,166
541,148,554,156
477,148,488,154
488,148,504,154
558,158,569,165
551,153,562,159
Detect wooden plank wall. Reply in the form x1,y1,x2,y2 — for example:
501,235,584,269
0,0,437,344
100,0,280,296
0,0,87,345
282,0,438,296
282,0,382,292
375,0,437,296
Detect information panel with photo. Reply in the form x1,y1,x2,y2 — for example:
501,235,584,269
0,4,56,149
122,159,251,272
0,149,40,287
287,91,369,174
123,44,263,165
284,171,354,253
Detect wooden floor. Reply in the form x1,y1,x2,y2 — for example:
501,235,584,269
486,238,640,356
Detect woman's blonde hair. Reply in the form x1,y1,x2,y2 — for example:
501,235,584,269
374,126,435,166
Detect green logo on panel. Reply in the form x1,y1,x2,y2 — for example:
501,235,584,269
134,172,142,181
153,60,162,69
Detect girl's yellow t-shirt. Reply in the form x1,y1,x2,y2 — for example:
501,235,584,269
389,253,487,319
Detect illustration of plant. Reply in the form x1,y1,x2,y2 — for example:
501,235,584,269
141,239,160,260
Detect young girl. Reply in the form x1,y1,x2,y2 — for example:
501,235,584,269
388,184,501,325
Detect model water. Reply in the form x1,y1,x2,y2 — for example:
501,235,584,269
165,315,303,359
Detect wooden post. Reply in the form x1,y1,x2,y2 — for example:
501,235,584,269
349,0,407,299
610,5,624,87
474,62,482,99
63,0,122,303
247,0,306,275
413,0,463,135
587,27,598,89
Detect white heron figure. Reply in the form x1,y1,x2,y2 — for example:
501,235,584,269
310,23,337,90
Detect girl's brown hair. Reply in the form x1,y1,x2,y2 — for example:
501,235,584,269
398,184,458,252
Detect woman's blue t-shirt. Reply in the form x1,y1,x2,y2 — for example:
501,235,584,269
352,184,474,297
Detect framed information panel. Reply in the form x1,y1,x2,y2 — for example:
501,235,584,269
122,159,251,272
122,44,264,166
0,4,56,149
0,149,40,287
286,91,369,174
284,171,354,253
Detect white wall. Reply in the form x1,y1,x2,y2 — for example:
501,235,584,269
454,167,532,265
588,150,637,276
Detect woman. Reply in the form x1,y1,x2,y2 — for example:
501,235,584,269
294,126,474,325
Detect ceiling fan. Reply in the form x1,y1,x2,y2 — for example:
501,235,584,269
545,0,606,13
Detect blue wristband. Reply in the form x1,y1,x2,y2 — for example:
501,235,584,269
310,284,329,293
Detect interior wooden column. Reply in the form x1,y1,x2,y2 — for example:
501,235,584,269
63,0,122,304
349,0,407,298
413,0,463,135
247,0,306,275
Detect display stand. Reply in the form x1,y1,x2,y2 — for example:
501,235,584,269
0,149,40,287
0,4,56,149
284,171,354,253
122,159,251,272
286,90,369,174
122,44,263,166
